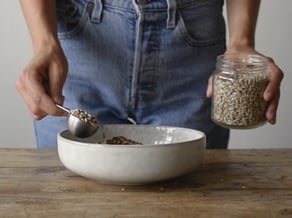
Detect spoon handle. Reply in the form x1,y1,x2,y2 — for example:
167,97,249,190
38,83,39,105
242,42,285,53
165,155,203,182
56,104,71,114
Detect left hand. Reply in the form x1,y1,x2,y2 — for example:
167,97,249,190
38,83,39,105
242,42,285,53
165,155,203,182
207,47,284,125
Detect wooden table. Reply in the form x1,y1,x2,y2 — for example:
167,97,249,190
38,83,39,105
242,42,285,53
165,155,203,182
0,148,292,218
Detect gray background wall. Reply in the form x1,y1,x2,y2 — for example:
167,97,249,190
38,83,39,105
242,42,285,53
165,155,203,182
0,0,291,148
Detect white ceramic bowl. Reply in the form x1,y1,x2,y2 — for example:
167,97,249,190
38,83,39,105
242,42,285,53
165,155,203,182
57,125,205,185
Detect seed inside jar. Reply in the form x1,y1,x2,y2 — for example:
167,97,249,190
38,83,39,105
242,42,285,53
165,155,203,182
212,73,268,128
70,109,97,126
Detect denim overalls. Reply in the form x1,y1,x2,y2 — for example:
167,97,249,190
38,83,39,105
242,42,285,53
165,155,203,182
34,0,229,148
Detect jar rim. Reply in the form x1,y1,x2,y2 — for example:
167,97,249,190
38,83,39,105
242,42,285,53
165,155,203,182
216,54,267,72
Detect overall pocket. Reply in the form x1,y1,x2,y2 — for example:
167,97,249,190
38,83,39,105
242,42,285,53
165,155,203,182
56,0,89,38
177,0,226,47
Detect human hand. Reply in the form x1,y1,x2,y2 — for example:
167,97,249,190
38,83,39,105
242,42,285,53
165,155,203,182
16,44,68,120
207,48,284,125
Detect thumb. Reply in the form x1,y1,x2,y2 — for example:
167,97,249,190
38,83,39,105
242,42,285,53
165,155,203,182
206,76,213,98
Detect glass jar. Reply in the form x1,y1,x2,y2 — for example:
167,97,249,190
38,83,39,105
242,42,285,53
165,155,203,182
211,54,268,129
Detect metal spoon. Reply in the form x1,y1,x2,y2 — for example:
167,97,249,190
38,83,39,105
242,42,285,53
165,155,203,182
56,104,99,138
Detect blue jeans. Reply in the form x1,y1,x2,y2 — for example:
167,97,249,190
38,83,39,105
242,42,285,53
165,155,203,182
34,0,229,148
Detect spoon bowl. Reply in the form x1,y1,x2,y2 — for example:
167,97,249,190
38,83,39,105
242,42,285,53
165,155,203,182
68,114,99,138
56,104,99,138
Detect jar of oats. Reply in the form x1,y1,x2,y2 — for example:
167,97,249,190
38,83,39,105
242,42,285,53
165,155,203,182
211,54,268,129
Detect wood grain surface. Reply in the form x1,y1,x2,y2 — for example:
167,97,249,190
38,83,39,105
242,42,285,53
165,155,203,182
0,149,291,218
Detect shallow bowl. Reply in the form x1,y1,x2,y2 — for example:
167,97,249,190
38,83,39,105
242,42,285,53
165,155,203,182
57,125,205,185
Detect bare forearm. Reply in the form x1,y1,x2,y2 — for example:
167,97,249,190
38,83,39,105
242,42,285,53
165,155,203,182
20,0,59,51
226,0,261,49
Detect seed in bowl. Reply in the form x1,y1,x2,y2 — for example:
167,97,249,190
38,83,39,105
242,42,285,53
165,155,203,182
104,136,142,145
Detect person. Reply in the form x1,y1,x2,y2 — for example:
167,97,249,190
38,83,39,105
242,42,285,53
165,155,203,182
16,0,283,149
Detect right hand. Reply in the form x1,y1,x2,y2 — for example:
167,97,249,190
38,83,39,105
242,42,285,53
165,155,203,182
16,43,68,120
